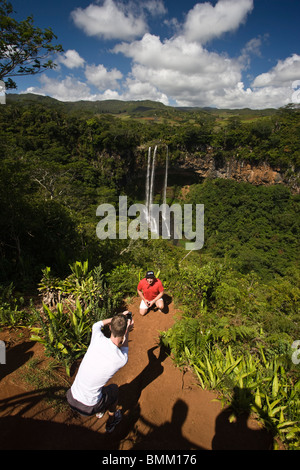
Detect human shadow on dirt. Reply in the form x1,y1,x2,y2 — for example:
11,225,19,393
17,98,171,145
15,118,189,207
0,341,34,382
114,344,169,439
212,387,274,450
161,293,172,314
108,344,205,450
0,386,126,450
118,344,168,414
132,399,204,450
0,368,274,450
0,387,78,449
0,414,108,449
0,391,202,450
0,344,176,450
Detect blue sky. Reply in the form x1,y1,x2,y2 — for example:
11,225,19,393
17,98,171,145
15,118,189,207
7,0,300,108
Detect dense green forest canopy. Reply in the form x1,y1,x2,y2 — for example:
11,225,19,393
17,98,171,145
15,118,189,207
0,95,299,287
5,93,300,170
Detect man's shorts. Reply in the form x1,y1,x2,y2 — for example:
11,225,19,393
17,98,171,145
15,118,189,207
66,384,118,416
140,299,163,310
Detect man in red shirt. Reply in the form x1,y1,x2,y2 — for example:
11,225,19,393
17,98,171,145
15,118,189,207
137,270,164,316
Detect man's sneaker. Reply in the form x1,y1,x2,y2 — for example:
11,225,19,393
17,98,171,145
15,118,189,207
105,410,122,433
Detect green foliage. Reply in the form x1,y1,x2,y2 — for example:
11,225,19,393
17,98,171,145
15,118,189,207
31,261,117,375
211,106,300,169
0,282,26,326
31,301,91,376
38,260,112,313
106,263,141,303
0,1,63,89
0,97,299,285
169,261,224,313
186,179,299,279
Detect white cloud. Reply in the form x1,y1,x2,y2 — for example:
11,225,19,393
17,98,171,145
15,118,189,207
203,82,293,109
122,77,169,105
25,75,97,102
23,75,126,102
113,32,297,108
183,0,254,44
58,50,85,69
114,33,242,106
22,87,45,97
114,33,241,76
238,35,268,73
143,0,167,17
85,64,123,90
24,0,298,109
25,71,295,109
109,0,297,110
252,54,300,88
242,37,263,58
71,0,147,40
97,88,122,100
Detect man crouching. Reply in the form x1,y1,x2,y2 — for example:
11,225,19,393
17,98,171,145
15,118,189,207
66,311,134,433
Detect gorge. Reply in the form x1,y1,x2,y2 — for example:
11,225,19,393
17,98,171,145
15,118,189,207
134,147,299,198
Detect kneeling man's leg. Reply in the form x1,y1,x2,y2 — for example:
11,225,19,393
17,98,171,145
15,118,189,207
139,299,149,316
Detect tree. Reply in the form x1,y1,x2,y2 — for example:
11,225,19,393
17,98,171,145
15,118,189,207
0,0,63,89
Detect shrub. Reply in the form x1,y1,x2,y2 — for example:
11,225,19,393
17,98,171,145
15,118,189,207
30,261,117,375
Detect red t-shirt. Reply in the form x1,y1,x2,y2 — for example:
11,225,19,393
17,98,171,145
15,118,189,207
137,278,164,301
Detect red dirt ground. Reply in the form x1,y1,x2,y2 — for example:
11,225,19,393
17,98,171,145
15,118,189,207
0,296,274,450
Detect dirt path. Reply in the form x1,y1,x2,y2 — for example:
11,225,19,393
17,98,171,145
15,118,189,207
0,296,274,450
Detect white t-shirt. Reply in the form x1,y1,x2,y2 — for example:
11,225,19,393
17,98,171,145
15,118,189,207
71,321,128,406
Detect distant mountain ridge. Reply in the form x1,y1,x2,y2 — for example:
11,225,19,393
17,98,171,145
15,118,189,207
6,93,277,119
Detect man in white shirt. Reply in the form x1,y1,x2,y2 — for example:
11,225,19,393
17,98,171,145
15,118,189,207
66,311,133,433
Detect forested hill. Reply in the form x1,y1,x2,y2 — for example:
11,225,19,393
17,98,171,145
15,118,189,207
6,92,278,118
5,93,300,178
0,93,299,287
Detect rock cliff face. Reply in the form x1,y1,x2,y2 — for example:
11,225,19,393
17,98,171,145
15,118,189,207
135,147,299,193
172,153,299,193
179,154,282,183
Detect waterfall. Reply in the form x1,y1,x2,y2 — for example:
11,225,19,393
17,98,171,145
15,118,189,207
149,145,157,215
144,146,156,231
145,145,169,236
162,145,170,237
163,145,168,206
149,145,157,233
145,146,151,225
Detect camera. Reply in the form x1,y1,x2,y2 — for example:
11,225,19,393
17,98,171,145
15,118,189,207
125,311,132,321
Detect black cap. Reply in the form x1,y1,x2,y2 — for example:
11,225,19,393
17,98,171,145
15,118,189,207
146,270,155,278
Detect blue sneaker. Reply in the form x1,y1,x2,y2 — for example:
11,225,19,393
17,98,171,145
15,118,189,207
105,410,122,433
